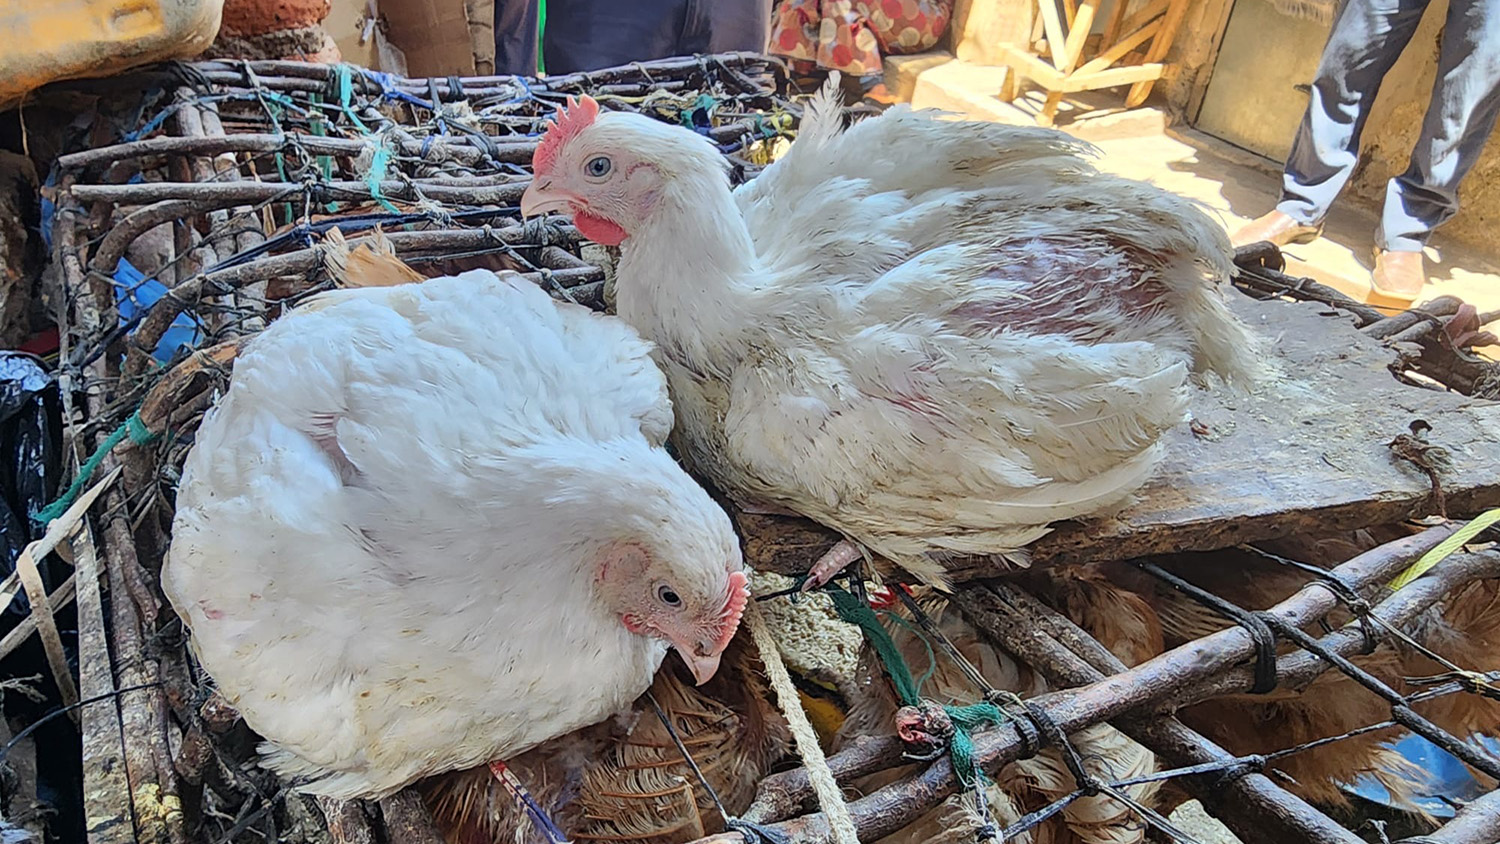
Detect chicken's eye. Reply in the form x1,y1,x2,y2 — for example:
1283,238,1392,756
586,156,612,178
656,585,682,607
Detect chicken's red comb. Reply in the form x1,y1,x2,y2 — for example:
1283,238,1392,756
533,95,599,176
714,571,751,651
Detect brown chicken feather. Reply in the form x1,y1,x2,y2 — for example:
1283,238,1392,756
322,226,428,288
1110,525,1499,813
421,638,788,844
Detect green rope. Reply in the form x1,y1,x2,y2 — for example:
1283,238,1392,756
828,587,920,704
331,64,400,214
679,93,720,129
335,64,373,135
536,0,547,75
364,143,401,214
826,586,1002,787
33,411,158,526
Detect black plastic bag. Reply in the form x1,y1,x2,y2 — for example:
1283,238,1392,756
0,351,61,616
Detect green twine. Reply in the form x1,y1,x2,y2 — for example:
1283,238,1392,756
945,702,1003,789
679,94,720,129
33,411,158,526
331,64,400,214
335,64,372,135
826,586,1003,787
828,587,921,704
536,0,547,75
365,143,401,214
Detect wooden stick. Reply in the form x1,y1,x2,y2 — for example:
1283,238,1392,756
377,790,446,844
1411,786,1500,844
0,576,77,663
59,133,505,171
71,512,135,844
73,177,531,207
729,525,1461,840
187,51,771,90
318,797,377,844
956,582,1364,844
66,193,190,844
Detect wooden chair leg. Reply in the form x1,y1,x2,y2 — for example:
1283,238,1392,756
1125,79,1156,108
999,69,1021,102
1039,91,1064,126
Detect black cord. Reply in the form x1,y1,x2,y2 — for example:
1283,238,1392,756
0,681,164,762
645,692,789,844
1136,561,1281,694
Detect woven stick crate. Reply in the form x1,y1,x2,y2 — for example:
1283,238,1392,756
33,51,1500,844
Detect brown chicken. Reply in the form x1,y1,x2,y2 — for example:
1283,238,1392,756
421,638,789,844
1115,526,1500,813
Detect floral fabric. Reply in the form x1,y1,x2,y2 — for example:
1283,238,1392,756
770,0,953,76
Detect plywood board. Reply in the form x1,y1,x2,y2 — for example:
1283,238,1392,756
737,295,1500,580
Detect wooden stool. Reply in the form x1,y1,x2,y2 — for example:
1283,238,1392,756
996,0,1193,126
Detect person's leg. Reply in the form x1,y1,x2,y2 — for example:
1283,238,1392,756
1367,0,1500,307
1232,0,1430,247
541,0,688,74
493,0,540,76
1279,0,1431,223
1378,0,1500,252
683,0,773,55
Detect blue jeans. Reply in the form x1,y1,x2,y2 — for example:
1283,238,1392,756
1277,0,1500,251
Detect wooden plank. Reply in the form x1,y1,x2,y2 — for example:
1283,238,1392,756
1059,0,1102,74
1076,18,1161,76
1001,45,1066,87
73,518,136,844
1036,0,1071,70
1126,0,1194,105
1062,62,1164,91
736,296,1500,581
1100,0,1132,51
1118,0,1169,42
1185,0,1237,122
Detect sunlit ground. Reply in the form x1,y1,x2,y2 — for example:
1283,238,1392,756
1083,127,1500,359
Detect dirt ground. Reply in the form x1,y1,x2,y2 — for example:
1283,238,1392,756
897,65,1499,349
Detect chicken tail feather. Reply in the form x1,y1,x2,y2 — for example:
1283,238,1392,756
323,226,426,289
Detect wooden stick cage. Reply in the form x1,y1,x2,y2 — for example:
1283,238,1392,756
24,52,1500,844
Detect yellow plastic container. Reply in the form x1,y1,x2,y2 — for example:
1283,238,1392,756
0,0,224,109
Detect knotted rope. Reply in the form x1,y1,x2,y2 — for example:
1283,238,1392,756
826,586,1003,788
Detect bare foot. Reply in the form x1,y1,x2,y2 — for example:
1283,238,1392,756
801,539,865,592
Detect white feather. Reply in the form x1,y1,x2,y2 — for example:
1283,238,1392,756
579,103,1267,586
164,269,737,798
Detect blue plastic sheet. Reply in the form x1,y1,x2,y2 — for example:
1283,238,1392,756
1350,733,1500,818
113,257,202,362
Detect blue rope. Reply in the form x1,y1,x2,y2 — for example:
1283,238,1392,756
33,411,158,525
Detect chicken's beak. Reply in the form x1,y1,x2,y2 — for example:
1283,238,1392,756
672,640,723,686
520,180,573,218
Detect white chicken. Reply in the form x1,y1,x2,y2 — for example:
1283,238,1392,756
520,85,1263,588
163,265,750,800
